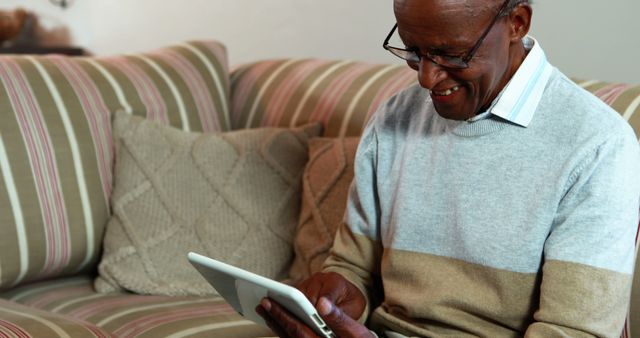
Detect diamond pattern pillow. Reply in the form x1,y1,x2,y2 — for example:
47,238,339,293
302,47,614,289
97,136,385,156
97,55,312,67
288,137,359,283
95,111,321,296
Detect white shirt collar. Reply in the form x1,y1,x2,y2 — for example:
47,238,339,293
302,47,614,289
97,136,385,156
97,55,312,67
481,36,553,127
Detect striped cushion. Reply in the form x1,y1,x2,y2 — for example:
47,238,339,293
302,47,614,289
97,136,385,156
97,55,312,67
0,298,111,337
0,40,231,290
0,276,273,338
229,59,416,136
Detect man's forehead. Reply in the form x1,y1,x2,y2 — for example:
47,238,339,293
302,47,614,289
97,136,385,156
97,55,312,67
394,0,494,16
393,0,498,33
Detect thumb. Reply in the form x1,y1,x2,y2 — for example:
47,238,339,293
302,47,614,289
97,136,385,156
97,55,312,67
317,297,373,338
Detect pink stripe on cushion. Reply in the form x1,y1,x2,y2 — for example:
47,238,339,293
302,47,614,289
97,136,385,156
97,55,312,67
262,60,327,126
22,285,93,309
0,59,70,277
48,57,114,201
230,60,281,127
309,63,370,124
367,68,416,119
68,295,173,319
594,83,629,105
0,319,30,338
106,57,168,124
153,50,220,132
111,304,236,337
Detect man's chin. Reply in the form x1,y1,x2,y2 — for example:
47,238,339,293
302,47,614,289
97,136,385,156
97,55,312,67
434,106,473,121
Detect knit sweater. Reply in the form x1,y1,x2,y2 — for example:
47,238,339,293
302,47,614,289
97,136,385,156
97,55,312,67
323,50,640,337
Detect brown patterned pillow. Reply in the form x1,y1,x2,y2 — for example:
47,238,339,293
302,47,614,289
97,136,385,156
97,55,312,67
95,111,321,296
289,137,359,283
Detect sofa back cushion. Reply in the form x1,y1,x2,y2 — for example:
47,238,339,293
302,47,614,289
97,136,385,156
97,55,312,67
0,40,230,290
229,59,416,136
229,61,640,139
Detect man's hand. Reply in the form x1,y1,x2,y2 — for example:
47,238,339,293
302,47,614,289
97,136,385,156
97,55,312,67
256,272,373,338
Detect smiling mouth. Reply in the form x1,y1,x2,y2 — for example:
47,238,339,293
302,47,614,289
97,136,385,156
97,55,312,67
431,86,460,96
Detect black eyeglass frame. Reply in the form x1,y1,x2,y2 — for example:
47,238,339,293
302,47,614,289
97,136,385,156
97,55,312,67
383,0,512,69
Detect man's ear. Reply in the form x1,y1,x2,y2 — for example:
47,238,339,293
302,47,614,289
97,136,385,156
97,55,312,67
508,3,532,42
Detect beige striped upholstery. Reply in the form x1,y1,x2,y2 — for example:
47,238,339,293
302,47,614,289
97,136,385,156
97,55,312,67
0,276,272,338
0,40,230,291
0,298,111,337
229,59,416,136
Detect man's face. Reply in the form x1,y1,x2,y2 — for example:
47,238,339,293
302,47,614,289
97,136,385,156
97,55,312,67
394,0,521,120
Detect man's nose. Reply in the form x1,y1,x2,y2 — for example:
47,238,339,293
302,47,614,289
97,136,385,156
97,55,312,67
416,59,446,90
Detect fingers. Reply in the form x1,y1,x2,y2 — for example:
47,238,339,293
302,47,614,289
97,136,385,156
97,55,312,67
256,298,318,338
256,301,290,338
317,297,374,338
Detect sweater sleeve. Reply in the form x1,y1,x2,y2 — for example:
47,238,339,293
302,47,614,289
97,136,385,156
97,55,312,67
525,131,640,337
322,119,384,323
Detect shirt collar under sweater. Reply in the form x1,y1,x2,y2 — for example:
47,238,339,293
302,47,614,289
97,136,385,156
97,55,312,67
468,36,552,128
436,36,553,137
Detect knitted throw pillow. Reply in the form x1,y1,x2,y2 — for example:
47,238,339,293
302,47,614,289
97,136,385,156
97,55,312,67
95,111,321,296
288,137,359,283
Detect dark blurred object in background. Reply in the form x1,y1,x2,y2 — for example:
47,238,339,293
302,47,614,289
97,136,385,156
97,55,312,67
0,8,36,47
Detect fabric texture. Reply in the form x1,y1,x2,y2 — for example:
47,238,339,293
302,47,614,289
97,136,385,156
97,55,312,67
96,111,321,296
289,137,359,283
323,67,640,337
0,40,230,291
229,59,417,136
0,297,111,338
0,276,272,338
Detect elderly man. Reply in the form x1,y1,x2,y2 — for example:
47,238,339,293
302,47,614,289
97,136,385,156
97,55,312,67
258,0,640,337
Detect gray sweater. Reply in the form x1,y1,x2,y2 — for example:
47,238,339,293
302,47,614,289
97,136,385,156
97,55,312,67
325,55,640,337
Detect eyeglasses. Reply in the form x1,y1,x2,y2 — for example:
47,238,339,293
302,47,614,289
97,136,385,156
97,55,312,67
383,0,511,69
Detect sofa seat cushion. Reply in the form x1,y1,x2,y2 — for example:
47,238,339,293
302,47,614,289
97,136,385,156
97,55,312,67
0,276,274,338
0,297,111,337
0,40,231,291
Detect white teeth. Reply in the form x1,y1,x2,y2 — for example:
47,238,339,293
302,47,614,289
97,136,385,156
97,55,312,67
433,86,460,96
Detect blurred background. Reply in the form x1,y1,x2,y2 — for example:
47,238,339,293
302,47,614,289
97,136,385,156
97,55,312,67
0,0,638,83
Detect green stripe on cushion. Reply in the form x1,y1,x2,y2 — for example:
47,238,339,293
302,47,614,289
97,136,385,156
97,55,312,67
0,40,230,290
1,276,272,338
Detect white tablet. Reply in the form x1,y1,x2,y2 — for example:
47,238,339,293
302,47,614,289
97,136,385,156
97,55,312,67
187,252,335,338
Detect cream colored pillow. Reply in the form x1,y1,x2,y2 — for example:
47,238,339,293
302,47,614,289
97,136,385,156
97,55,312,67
95,111,321,296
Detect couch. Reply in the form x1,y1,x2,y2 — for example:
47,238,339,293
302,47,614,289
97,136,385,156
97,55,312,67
0,40,638,338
